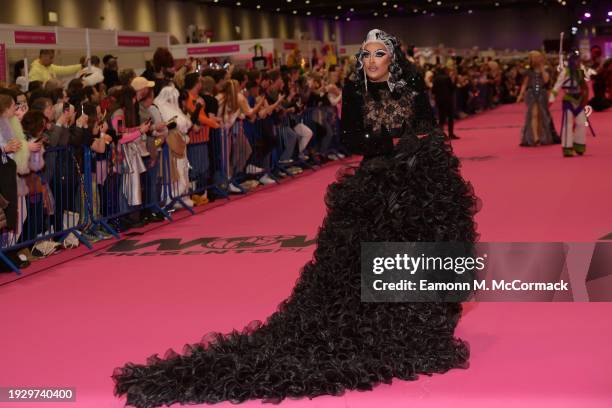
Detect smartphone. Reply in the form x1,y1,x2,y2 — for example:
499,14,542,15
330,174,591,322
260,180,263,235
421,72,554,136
63,102,71,113
117,119,124,134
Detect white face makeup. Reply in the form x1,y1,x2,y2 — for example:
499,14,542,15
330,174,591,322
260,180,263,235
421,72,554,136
361,42,391,82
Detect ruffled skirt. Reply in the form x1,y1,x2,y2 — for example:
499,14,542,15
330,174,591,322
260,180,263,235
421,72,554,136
113,130,480,407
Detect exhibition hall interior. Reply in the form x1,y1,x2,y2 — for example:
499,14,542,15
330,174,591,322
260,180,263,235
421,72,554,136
0,0,610,407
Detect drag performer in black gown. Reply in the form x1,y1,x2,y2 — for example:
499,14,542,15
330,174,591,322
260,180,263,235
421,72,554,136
113,29,479,407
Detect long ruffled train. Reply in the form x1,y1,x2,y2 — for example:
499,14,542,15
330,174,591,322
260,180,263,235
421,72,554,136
113,130,480,407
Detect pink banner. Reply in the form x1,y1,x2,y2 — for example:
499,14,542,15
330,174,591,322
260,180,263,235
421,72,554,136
14,30,57,45
283,42,297,50
339,48,346,54
117,35,150,47
0,44,6,83
187,44,240,55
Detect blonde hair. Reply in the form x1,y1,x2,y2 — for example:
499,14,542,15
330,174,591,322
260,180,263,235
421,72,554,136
528,51,543,69
201,76,216,94
219,79,239,117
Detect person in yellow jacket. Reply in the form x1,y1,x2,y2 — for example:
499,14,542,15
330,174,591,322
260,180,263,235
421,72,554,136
28,49,83,84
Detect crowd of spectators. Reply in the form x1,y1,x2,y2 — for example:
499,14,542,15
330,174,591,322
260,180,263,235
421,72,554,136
1,43,609,272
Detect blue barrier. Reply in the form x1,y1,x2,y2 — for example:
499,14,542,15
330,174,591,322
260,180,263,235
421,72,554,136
91,141,171,230
0,145,94,274
0,114,336,274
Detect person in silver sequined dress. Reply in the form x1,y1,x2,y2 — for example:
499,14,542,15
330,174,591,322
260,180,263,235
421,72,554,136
517,51,559,146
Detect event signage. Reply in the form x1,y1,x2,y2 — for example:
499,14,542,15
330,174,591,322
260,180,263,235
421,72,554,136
117,35,150,47
0,43,6,83
14,30,57,45
187,44,240,55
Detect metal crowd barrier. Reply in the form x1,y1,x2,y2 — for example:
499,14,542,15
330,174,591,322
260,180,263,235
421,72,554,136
87,142,171,232
0,145,94,273
0,114,341,274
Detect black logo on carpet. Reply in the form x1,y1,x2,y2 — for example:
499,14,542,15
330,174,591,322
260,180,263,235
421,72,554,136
95,235,317,257
458,155,497,161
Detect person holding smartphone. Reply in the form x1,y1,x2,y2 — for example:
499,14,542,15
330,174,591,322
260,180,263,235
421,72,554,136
137,86,168,222
108,86,150,230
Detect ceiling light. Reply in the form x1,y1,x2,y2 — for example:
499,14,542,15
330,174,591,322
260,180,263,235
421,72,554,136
306,0,310,3
584,12,591,18
293,10,297,14
346,17,351,21
393,4,398,8
276,7,280,11
413,8,418,12
577,19,582,24
495,2,499,6
468,9,473,14
454,5,459,9
256,4,261,9
236,1,241,5
382,2,387,6
436,1,442,5
384,13,388,17
337,5,342,9
374,11,378,16
350,8,355,12
334,15,339,19
306,11,311,15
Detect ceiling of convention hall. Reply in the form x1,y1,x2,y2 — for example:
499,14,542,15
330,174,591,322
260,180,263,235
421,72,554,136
196,0,593,20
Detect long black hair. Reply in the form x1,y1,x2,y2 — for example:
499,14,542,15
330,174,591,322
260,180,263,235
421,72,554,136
13,60,25,83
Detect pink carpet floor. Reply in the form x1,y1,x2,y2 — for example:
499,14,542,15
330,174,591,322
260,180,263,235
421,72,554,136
0,103,611,407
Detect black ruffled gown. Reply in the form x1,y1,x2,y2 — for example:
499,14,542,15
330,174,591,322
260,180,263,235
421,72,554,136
113,75,480,408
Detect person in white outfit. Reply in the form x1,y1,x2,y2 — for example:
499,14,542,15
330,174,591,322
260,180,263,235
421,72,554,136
154,85,194,206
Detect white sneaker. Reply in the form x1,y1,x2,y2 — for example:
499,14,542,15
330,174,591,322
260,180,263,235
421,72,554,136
279,159,294,164
228,183,242,193
63,232,80,249
336,152,346,159
298,153,310,161
259,174,276,185
246,164,264,174
327,153,339,161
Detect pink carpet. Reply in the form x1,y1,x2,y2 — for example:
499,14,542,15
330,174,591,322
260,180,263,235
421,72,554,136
0,103,611,407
